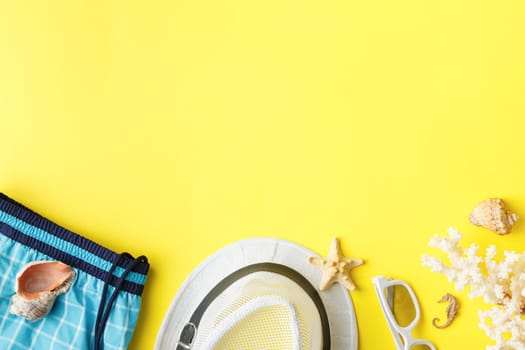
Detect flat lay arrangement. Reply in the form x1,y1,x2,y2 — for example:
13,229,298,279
1,1,524,349
1,192,524,349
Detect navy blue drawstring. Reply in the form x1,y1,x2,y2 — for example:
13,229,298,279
94,253,148,350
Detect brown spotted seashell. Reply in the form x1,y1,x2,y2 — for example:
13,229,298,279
9,261,76,321
469,198,519,235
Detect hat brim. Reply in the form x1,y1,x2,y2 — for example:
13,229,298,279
154,238,358,350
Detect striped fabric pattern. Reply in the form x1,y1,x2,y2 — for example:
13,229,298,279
0,194,149,350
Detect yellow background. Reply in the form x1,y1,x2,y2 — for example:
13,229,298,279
1,1,524,349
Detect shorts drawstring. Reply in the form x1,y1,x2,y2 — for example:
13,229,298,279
95,253,148,350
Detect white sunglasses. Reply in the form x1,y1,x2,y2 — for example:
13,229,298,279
372,276,437,350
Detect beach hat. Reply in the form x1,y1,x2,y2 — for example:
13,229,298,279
155,238,358,349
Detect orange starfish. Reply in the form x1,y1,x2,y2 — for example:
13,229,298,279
309,237,364,291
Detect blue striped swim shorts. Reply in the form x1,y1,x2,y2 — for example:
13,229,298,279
0,193,150,350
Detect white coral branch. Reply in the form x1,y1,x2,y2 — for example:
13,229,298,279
422,228,525,349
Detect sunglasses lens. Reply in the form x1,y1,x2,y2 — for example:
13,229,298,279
385,284,416,327
410,344,433,350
